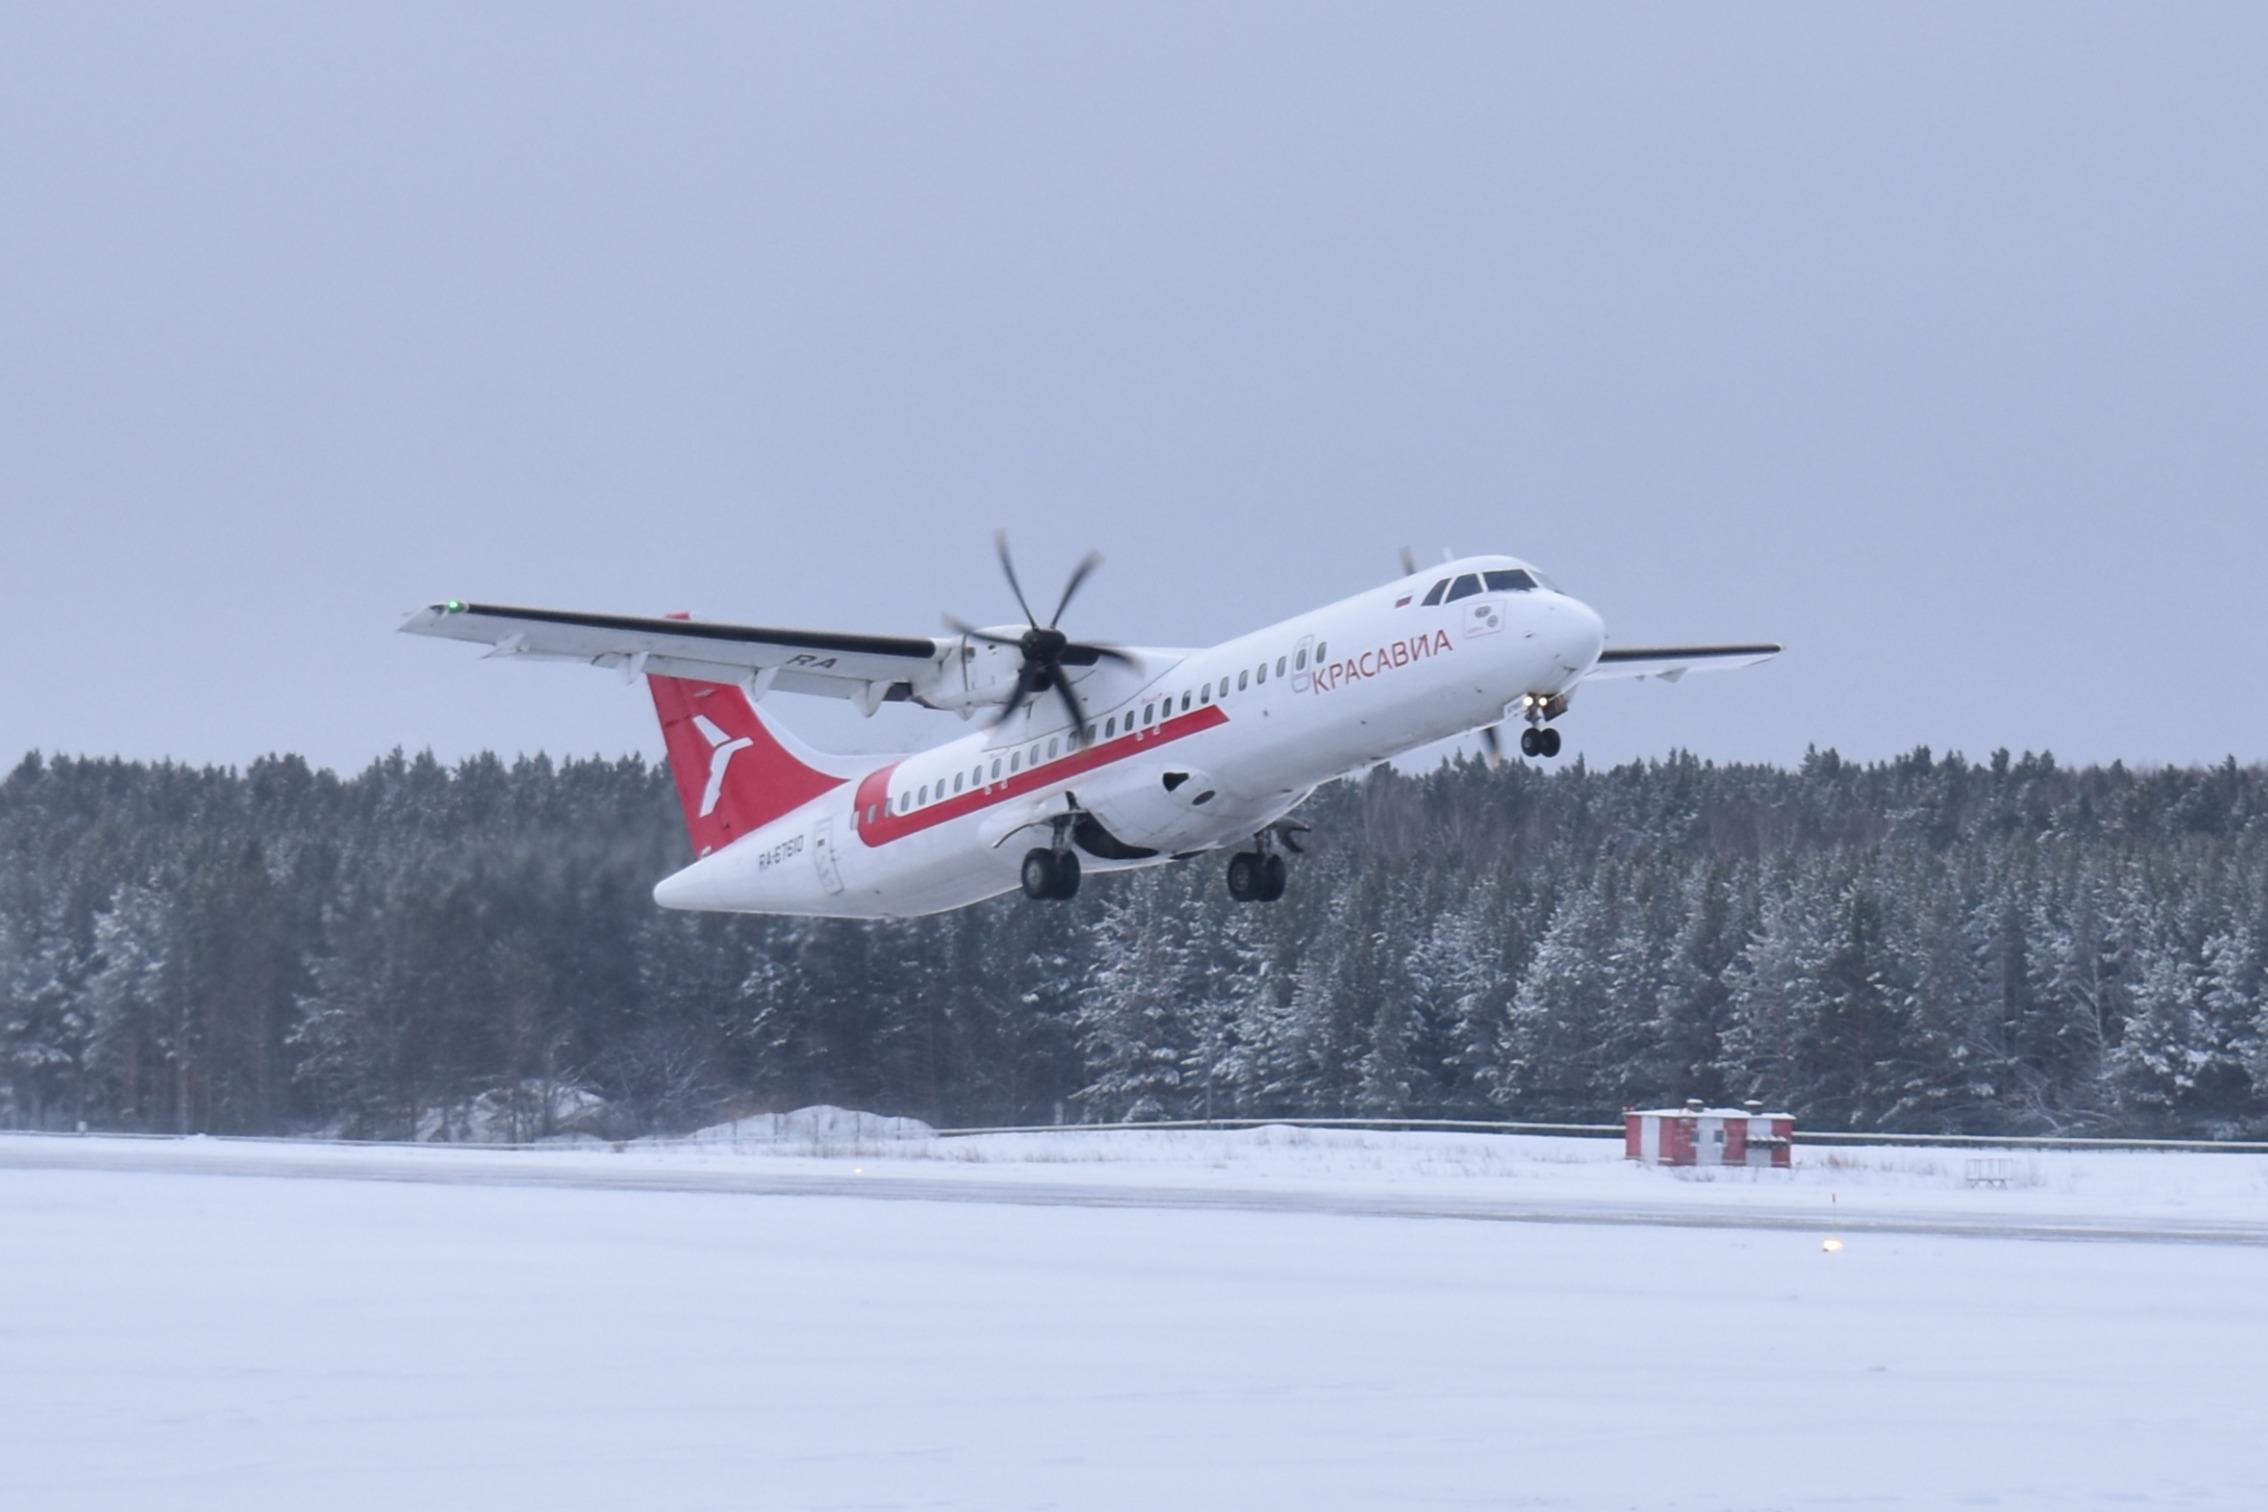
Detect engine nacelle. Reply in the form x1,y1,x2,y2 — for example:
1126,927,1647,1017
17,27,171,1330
907,634,1028,716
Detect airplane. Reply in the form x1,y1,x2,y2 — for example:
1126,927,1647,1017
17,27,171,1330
401,539,1778,918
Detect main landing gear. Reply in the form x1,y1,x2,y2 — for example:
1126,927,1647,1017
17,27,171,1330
1021,846,1082,901
1520,726,1562,759
1225,850,1286,904
1227,823,1303,903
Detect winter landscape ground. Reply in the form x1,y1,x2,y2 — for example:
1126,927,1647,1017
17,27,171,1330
4,1123,2262,1511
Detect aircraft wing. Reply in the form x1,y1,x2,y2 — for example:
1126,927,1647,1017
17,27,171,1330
1583,643,1782,683
399,600,949,711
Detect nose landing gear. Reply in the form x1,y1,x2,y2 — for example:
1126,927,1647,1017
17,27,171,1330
1517,692,1567,759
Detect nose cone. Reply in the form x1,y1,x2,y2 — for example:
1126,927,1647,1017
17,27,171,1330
1554,596,1606,674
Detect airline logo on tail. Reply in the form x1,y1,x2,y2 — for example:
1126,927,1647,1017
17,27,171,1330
691,714,754,818
647,673,851,857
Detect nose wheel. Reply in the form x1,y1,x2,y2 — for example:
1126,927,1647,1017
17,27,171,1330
1513,692,1566,759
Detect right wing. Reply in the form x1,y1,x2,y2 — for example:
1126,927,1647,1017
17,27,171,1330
1583,643,1783,683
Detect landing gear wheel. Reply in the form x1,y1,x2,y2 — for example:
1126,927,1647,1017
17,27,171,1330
1021,848,1059,901
1539,727,1562,758
1047,848,1081,900
1519,727,1542,758
1227,851,1262,902
1259,853,1287,902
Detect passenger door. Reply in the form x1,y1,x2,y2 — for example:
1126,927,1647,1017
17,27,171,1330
811,816,845,896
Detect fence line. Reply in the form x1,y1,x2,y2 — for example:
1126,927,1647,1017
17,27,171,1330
931,1117,2268,1154
3,1119,2265,1156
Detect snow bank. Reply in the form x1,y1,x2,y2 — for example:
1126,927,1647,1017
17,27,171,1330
677,1103,936,1150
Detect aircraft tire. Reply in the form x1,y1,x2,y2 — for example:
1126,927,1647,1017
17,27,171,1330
1049,848,1082,900
1539,728,1562,758
1519,727,1542,758
1260,853,1288,902
1021,848,1057,901
1226,851,1262,902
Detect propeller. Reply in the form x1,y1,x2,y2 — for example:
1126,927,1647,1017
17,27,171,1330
945,531,1135,735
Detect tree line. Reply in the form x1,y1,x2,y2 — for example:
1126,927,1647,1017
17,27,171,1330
2,743,2263,1140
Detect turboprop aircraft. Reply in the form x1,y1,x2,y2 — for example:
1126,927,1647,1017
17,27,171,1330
401,539,1777,918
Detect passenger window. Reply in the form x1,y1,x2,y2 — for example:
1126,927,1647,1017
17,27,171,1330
1484,569,1538,592
1296,648,1308,670
1047,737,1059,759
991,759,1002,781
1142,704,1153,725
1314,643,1326,663
1256,663,1267,684
918,784,929,804
1200,685,1211,705
1180,692,1192,712
1421,579,1448,606
952,773,963,794
1218,676,1230,698
1237,670,1248,691
973,765,982,787
1445,573,1483,602
1106,716,1117,737
1009,752,1021,773
1275,655,1287,676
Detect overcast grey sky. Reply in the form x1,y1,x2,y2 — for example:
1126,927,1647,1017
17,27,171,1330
5,4,2263,776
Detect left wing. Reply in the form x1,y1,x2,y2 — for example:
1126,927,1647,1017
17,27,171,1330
400,601,948,713
1583,643,1782,683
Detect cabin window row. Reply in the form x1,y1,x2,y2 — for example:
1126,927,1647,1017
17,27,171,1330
850,640,1329,827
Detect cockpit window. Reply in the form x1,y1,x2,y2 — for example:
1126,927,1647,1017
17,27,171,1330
1420,579,1448,606
1484,569,1538,593
1444,573,1484,602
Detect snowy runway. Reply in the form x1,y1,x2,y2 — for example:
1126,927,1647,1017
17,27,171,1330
3,1137,2263,1509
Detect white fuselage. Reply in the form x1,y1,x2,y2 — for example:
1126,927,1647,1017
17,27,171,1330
652,556,1605,918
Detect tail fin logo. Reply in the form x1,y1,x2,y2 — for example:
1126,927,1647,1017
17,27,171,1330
691,714,755,819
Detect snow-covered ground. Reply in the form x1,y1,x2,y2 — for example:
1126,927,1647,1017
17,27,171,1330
3,1127,2263,1509
7,1119,2264,1240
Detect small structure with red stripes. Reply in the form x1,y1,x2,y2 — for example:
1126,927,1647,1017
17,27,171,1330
1625,1099,1794,1169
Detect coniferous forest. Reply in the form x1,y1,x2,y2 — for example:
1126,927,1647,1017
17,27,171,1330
2,745,2265,1141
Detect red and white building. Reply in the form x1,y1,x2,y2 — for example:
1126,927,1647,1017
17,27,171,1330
1625,1100,1794,1169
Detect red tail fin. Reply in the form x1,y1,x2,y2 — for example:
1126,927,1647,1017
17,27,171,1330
648,676,849,856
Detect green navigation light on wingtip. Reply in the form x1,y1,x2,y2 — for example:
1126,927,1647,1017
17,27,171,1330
445,600,465,613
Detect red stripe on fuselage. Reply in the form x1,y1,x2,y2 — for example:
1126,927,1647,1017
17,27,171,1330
852,704,1230,848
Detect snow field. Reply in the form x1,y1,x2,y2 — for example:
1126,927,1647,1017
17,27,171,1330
2,1142,2264,1510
